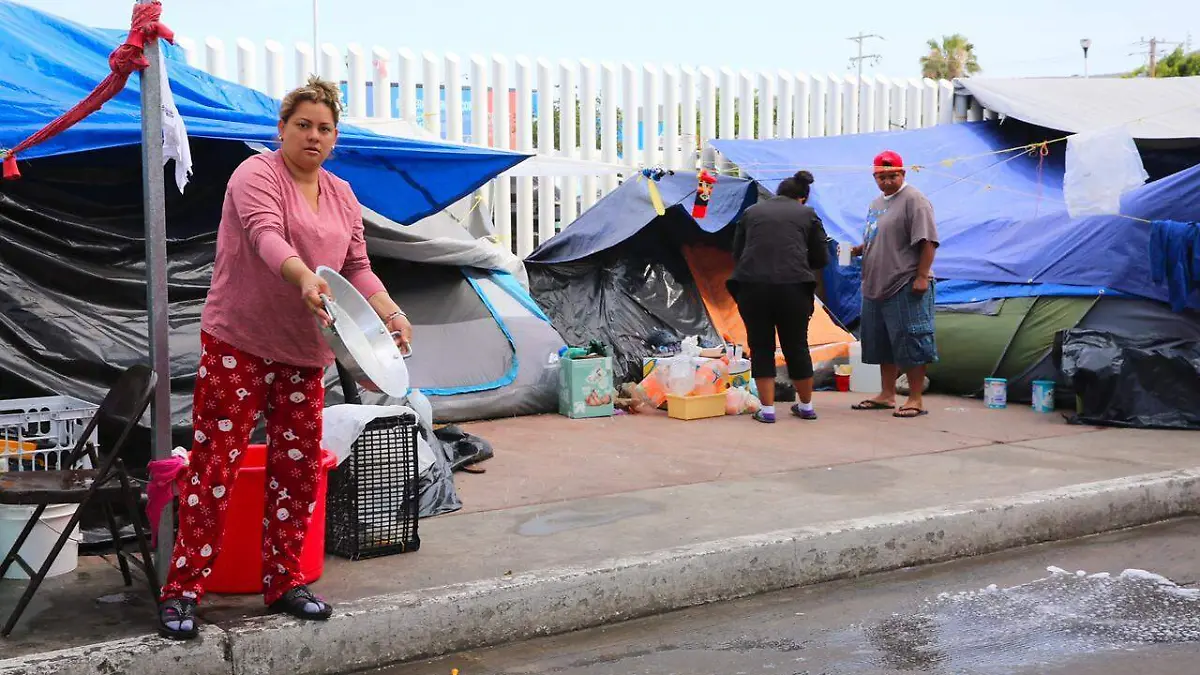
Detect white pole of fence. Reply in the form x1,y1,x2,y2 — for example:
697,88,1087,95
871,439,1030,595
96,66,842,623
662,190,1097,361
346,44,367,118
874,75,891,132
699,67,717,169
842,74,858,135
235,38,256,89
319,43,338,89
265,40,285,100
758,71,774,139
600,62,619,194
535,58,555,245
621,63,638,167
296,43,315,88
905,77,923,130
205,37,226,79
680,66,697,169
922,78,938,128
559,59,578,226
859,75,875,134
795,72,811,139
492,55,512,252
826,74,843,136
579,59,599,210
469,55,488,145
398,48,418,123
642,63,660,168
890,79,907,130
662,65,680,170
938,80,955,125
515,57,535,256
422,52,440,136
809,74,826,138
444,53,463,143
777,70,794,139
372,47,392,120
176,36,198,67
737,70,754,140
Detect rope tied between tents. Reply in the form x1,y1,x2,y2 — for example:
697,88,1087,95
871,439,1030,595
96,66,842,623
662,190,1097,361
1,0,175,181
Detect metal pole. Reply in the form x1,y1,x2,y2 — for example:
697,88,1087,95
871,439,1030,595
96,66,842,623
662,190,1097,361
313,0,320,77
137,0,173,583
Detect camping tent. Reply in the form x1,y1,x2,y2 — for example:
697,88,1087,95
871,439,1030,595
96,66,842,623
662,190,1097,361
711,102,1200,401
526,170,856,386
0,2,562,456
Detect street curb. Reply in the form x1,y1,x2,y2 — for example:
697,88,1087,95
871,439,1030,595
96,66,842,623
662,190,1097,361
4,468,1198,675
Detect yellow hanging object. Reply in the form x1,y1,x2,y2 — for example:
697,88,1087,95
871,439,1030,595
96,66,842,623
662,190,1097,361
647,179,667,216
940,158,956,168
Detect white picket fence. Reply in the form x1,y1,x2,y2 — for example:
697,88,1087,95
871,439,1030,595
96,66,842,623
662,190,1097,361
174,37,988,256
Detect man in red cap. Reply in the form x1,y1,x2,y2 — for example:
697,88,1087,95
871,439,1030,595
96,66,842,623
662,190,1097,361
849,150,939,418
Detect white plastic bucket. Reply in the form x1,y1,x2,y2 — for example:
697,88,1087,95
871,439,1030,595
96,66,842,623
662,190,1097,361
0,503,81,580
848,342,882,394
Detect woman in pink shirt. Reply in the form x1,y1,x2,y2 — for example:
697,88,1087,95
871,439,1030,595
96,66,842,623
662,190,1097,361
157,77,412,640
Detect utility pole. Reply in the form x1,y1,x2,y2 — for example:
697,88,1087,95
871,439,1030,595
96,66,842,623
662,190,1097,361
1135,36,1181,77
847,32,883,127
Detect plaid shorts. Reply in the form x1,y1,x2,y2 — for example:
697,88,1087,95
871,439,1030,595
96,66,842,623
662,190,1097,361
860,281,939,370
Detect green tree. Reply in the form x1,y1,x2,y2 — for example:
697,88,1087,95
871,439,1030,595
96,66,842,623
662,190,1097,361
920,33,982,79
1126,47,1200,77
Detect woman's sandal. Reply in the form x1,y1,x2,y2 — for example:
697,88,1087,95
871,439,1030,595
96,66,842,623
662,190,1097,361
158,597,200,640
270,585,334,621
851,399,894,411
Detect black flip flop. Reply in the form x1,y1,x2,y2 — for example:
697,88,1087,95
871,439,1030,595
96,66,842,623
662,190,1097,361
852,400,894,411
270,585,334,621
893,406,929,419
158,597,199,640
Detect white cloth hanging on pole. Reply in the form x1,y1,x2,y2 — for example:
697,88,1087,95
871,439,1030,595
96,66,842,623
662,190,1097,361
157,48,192,193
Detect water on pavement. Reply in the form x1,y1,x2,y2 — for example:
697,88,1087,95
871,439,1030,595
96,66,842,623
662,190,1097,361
377,518,1200,675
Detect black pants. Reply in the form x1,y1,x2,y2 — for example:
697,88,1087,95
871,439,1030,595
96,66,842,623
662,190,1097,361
733,281,816,380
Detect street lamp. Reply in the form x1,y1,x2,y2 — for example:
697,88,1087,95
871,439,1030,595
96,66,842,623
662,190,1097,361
1080,38,1092,78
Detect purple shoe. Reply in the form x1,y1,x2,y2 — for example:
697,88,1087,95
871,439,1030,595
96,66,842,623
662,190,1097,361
753,410,776,424
791,404,818,420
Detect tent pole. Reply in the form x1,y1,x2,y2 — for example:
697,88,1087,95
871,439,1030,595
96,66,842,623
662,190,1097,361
138,0,173,584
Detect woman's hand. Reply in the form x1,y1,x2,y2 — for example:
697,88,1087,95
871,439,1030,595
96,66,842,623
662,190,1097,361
299,270,334,326
385,312,413,354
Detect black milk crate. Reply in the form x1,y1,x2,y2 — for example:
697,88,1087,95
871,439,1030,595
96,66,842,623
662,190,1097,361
325,413,421,560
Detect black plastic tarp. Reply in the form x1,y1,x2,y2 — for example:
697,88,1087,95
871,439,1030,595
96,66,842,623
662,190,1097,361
528,212,724,385
1057,328,1200,430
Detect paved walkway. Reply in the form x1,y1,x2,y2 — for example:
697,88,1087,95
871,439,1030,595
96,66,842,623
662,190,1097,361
2,392,1197,662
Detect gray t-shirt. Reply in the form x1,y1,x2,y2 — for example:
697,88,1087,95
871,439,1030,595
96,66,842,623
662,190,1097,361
860,184,939,301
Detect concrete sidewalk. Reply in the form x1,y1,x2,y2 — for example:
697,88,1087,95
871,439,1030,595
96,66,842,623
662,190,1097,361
2,393,1198,675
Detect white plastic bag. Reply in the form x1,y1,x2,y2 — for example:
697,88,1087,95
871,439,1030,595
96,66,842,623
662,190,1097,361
1063,127,1149,218
322,403,433,476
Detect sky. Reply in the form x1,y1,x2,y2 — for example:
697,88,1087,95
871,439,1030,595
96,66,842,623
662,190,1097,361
11,0,1196,80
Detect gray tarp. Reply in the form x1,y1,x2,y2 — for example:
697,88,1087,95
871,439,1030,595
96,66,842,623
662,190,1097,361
956,77,1200,140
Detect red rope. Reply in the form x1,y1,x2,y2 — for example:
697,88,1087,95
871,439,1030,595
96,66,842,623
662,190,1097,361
1,2,175,180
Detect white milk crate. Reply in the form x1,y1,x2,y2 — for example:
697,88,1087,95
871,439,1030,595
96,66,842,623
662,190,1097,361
0,395,98,473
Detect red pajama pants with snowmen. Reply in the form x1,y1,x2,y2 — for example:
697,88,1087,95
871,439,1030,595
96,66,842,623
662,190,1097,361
160,331,325,606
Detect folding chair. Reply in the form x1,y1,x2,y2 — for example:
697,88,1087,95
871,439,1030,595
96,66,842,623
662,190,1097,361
0,364,160,637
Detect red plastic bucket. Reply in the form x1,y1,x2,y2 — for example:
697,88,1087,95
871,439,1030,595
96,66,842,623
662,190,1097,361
834,373,851,392
205,444,336,595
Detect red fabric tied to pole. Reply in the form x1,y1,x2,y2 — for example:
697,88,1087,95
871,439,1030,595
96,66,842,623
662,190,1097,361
0,1,175,181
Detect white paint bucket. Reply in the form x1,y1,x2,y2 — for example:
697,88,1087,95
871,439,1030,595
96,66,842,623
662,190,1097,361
0,503,81,580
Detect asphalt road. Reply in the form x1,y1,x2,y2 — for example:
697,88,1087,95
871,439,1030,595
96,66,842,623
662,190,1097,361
375,517,1200,675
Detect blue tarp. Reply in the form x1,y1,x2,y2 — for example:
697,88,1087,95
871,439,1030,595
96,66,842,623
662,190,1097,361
0,1,528,225
526,170,759,264
712,121,1200,312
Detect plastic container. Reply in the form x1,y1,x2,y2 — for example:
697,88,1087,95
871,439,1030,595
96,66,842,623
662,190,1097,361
667,393,727,420
848,343,882,394
834,374,851,392
1031,380,1056,413
0,503,81,580
205,444,337,594
984,378,1008,409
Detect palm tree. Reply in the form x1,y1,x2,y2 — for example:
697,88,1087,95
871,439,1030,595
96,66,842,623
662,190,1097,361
920,34,982,80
